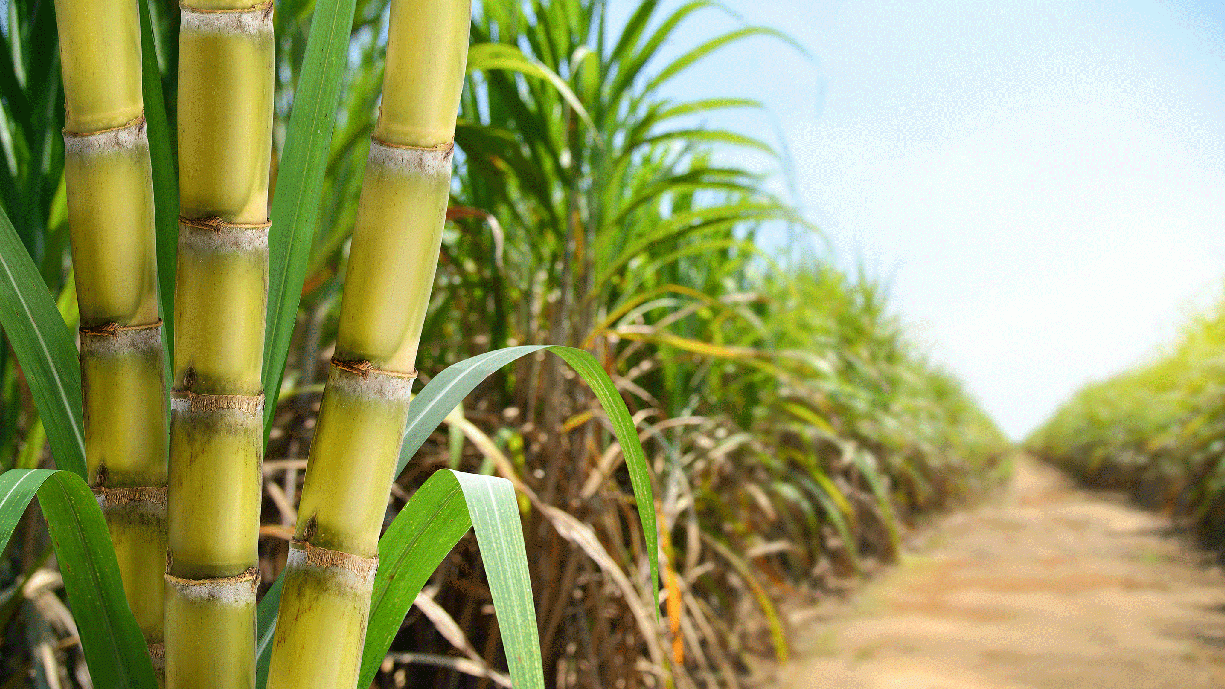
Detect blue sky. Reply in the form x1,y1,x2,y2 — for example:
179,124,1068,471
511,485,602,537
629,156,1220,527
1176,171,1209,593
610,0,1225,438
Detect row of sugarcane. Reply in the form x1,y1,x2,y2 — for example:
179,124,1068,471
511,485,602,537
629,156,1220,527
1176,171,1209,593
52,0,470,686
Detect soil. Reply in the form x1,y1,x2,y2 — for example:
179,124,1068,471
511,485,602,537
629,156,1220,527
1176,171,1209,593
760,456,1225,689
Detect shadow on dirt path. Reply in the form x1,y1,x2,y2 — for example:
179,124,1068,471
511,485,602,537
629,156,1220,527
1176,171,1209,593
763,456,1225,689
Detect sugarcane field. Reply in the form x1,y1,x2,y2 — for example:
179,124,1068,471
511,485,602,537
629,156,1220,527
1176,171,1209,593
2,0,1225,687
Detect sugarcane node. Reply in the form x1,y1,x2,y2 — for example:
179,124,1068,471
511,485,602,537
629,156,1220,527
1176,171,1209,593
62,116,148,153
179,0,274,34
79,319,162,337
96,463,109,487
95,487,168,526
179,0,273,15
287,539,378,585
330,357,418,380
147,643,165,670
79,320,163,355
328,358,417,401
164,567,260,604
178,216,272,231
178,216,271,253
170,390,265,415
368,138,455,176
331,358,374,377
95,485,168,510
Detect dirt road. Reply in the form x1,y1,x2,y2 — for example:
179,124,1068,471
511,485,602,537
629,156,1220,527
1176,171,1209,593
766,457,1225,689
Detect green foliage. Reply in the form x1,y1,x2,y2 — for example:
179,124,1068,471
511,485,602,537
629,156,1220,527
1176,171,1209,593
0,469,157,688
137,0,179,353
262,0,360,432
0,204,85,479
1028,293,1225,545
0,0,1009,686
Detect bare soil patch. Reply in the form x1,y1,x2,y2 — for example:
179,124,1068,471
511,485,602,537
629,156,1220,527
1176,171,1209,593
760,457,1225,689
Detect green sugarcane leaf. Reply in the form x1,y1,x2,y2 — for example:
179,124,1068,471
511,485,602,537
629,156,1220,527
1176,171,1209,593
643,26,807,96
451,470,542,689
257,469,543,689
467,43,592,128
137,0,180,355
263,0,360,432
353,470,478,688
253,573,284,689
0,469,157,688
0,205,86,478
254,346,660,687
397,345,660,617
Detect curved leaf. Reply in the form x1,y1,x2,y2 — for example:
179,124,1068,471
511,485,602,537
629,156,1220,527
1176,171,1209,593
137,0,179,352
644,26,807,95
467,43,591,128
0,469,156,688
655,97,762,122
606,0,713,108
263,0,361,431
397,346,660,614
0,205,85,477
255,346,661,687
355,469,472,688
451,471,543,689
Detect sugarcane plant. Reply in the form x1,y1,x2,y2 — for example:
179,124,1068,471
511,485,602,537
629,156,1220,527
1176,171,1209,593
0,0,660,687
52,0,168,672
264,0,470,687
163,0,275,685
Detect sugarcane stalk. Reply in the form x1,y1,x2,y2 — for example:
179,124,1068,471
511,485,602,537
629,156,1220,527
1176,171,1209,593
53,0,168,671
264,2,471,687
164,2,273,688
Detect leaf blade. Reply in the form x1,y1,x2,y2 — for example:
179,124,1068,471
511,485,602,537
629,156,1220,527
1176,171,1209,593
137,0,179,353
263,0,361,431
397,346,660,615
0,469,157,688
355,470,473,688
452,471,543,689
0,205,86,477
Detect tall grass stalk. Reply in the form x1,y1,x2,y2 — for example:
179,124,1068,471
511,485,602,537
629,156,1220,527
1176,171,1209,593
164,1,274,687
53,0,168,668
263,2,470,687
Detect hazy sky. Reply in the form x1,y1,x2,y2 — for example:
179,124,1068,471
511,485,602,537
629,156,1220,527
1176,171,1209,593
612,0,1225,439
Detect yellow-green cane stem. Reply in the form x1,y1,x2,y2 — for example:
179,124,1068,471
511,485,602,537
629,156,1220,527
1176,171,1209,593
98,487,168,645
68,125,168,660
377,0,470,147
54,0,143,133
265,365,411,689
168,0,272,683
81,325,168,648
55,0,169,675
64,123,160,326
335,142,453,372
172,220,270,394
267,3,469,687
293,364,416,554
164,570,258,689
167,215,267,689
80,325,167,485
177,3,274,224
167,393,264,579
264,542,376,689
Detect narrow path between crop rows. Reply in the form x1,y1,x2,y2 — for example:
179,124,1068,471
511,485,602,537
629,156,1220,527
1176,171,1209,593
763,457,1225,689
